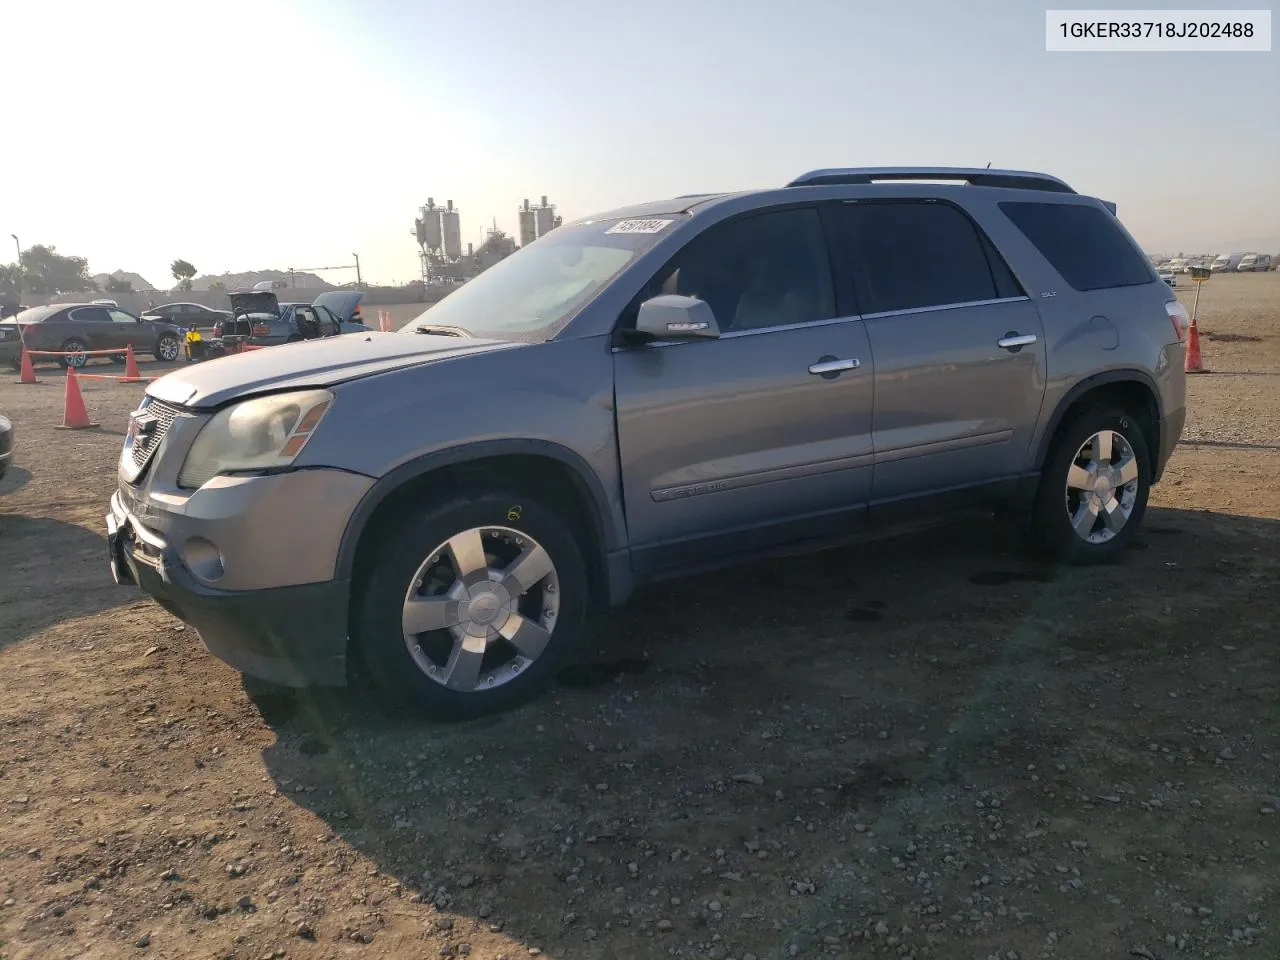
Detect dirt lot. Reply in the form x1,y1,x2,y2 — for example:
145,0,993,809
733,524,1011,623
1,276,1278,960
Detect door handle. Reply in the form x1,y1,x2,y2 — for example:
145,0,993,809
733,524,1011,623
997,333,1037,351
808,357,860,375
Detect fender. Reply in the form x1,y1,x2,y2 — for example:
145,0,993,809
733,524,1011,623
1033,368,1164,469
333,438,621,582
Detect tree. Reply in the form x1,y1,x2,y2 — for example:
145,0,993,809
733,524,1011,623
170,259,197,292
0,264,21,303
104,276,134,293
17,245,95,295
208,279,227,293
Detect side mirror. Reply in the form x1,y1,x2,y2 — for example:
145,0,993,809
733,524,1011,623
634,295,720,341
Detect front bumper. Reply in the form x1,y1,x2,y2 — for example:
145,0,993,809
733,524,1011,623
107,490,351,686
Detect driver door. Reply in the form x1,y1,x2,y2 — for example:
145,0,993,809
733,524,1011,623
613,205,876,575
109,308,151,351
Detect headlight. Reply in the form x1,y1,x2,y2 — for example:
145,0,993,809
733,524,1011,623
177,389,333,489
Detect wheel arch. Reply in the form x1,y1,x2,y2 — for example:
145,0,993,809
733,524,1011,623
1035,370,1164,477
336,439,620,607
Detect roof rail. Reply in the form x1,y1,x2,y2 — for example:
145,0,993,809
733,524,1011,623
786,167,1077,194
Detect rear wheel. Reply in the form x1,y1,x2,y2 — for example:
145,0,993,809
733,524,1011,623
154,334,180,362
59,338,88,369
355,491,588,719
1028,407,1151,563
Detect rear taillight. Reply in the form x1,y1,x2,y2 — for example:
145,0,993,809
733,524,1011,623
1166,300,1189,342
252,324,269,337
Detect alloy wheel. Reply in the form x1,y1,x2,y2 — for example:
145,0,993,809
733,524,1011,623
1064,429,1140,544
401,525,560,693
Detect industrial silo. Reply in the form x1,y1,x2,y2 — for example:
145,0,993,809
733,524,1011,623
441,199,462,261
534,195,556,238
518,199,537,247
419,199,443,252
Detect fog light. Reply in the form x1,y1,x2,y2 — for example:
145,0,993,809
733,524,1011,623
184,536,224,581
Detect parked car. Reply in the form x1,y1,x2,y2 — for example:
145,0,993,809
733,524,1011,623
1235,253,1271,273
107,165,1187,719
0,411,12,482
1157,267,1176,287
0,303,184,368
142,302,234,328
229,291,368,346
1210,253,1243,272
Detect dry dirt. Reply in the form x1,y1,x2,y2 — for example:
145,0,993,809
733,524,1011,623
1,276,1278,960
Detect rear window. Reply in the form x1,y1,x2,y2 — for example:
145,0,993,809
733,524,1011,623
1000,201,1153,292
4,305,61,325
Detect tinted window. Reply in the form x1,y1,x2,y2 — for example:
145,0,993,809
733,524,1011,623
650,207,834,332
69,306,111,323
841,201,998,314
5,305,61,325
1000,201,1152,291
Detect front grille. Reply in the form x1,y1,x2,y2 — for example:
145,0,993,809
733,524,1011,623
131,399,181,469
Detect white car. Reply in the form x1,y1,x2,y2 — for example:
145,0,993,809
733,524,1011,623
1157,268,1176,287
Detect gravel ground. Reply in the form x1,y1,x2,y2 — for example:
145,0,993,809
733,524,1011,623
0,275,1277,960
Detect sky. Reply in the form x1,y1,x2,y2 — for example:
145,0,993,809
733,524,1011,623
4,0,1277,288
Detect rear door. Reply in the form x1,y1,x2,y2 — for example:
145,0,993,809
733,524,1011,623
66,305,117,350
830,200,1047,510
613,204,876,574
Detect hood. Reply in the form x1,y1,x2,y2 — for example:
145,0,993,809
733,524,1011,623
145,330,519,409
228,291,280,317
312,290,365,322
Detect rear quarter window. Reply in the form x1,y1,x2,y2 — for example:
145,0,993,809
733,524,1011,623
999,201,1153,292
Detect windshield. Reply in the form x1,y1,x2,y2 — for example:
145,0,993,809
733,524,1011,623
397,217,681,341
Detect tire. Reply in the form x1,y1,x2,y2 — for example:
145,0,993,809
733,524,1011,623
355,491,588,719
59,338,88,369
1028,406,1151,563
154,334,181,362
286,334,303,343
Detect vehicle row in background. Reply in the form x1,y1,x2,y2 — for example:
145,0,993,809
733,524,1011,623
1156,253,1275,274
0,304,184,368
226,291,368,346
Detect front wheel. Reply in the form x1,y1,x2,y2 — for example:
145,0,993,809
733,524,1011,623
355,491,588,719
154,334,181,362
1028,407,1151,563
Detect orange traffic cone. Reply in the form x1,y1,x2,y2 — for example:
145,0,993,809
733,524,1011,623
1185,317,1204,373
120,345,143,382
14,347,38,384
56,369,99,430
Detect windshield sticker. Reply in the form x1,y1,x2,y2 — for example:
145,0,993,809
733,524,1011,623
605,218,675,235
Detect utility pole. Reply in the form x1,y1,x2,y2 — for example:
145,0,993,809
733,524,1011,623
352,253,362,289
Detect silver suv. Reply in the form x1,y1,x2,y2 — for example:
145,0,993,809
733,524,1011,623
106,167,1189,718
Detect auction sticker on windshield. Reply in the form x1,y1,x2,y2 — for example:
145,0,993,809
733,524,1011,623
605,219,675,234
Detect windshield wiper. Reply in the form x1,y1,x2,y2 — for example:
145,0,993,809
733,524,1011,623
414,324,472,338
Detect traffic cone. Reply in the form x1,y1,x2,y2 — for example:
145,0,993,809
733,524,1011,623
120,345,143,383
1185,317,1204,373
14,347,38,384
56,369,99,430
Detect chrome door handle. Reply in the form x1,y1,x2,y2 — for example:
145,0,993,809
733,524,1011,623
808,357,860,375
997,333,1037,350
